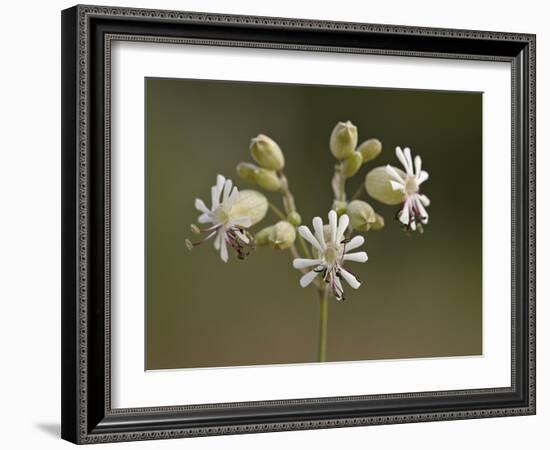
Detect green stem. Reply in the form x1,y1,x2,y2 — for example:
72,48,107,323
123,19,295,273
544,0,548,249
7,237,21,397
268,202,286,221
279,173,297,214
332,166,347,202
338,172,347,202
318,287,329,362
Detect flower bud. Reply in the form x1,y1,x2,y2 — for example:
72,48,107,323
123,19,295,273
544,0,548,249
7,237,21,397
330,121,358,160
268,221,296,250
341,151,363,177
357,138,382,163
331,200,347,216
287,211,302,227
346,200,376,231
371,213,385,231
250,134,285,171
230,190,268,226
236,162,258,183
365,166,406,205
255,225,273,246
254,168,282,192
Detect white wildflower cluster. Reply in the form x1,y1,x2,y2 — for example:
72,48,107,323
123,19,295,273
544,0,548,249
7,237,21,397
187,121,431,301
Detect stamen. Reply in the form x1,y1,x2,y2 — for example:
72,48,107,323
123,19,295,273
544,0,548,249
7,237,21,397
185,228,218,250
185,239,194,251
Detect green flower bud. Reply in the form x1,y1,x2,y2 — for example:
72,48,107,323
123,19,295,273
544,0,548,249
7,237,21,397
365,166,406,205
230,190,268,226
341,151,363,177
255,225,273,246
371,213,385,231
330,121,358,160
236,162,258,183
254,168,282,192
357,138,382,163
346,200,376,232
331,200,348,216
287,211,302,227
250,134,285,171
268,221,296,249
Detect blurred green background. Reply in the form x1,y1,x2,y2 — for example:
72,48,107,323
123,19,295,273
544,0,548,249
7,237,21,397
145,77,482,370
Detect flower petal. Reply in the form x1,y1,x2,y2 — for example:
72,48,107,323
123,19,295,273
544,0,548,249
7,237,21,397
211,175,225,209
403,147,414,175
415,197,429,224
333,276,344,300
214,229,222,250
398,204,410,225
198,213,213,224
220,236,229,262
386,165,405,183
345,235,365,251
418,194,431,207
417,170,429,185
211,185,219,209
336,214,349,243
390,180,405,192
222,179,233,203
312,217,326,249
328,210,338,244
414,155,422,177
216,174,226,194
343,251,368,263
195,198,211,214
298,225,323,252
299,270,319,288
396,147,412,175
339,268,361,289
293,258,323,269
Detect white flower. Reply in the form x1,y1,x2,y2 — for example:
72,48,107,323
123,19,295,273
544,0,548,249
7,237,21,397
187,174,268,262
385,147,430,232
292,210,368,301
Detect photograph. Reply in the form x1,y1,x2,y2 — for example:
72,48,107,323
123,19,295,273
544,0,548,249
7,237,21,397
145,78,483,370
57,4,536,444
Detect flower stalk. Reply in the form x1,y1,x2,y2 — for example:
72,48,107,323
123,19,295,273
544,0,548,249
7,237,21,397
318,286,329,362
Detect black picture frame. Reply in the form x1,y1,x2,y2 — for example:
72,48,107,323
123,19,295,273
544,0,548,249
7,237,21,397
61,4,536,444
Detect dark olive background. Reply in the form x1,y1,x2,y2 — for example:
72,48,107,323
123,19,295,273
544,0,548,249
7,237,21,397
145,77,482,370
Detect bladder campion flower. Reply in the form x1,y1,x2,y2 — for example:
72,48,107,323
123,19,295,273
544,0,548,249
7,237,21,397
366,146,430,232
186,174,268,262
292,210,368,301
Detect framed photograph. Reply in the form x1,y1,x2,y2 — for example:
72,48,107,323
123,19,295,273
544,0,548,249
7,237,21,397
61,4,536,444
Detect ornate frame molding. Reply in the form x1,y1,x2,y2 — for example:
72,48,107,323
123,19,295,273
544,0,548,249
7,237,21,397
61,4,536,444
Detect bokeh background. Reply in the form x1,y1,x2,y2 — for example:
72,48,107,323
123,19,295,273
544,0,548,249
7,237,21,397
145,77,482,370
